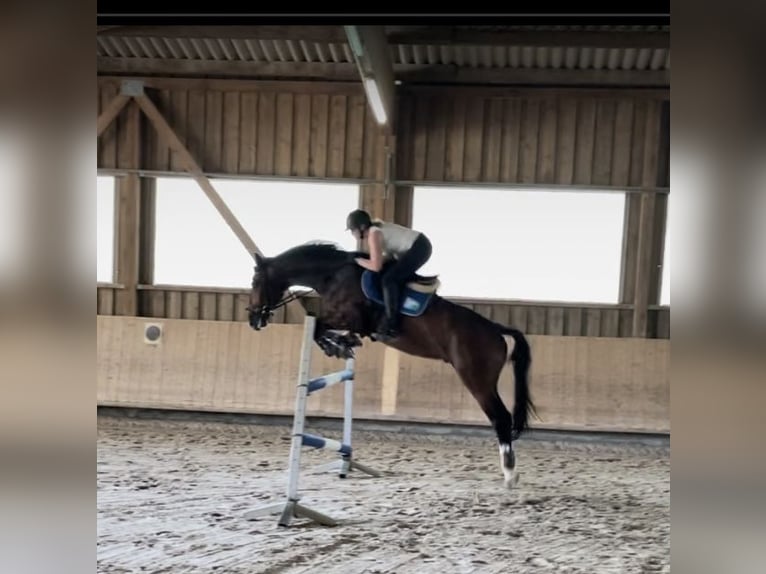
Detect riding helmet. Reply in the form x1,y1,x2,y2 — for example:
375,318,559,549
346,209,372,231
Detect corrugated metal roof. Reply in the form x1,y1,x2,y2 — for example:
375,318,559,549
452,25,669,32
97,36,670,72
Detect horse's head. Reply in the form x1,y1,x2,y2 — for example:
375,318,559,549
247,253,288,330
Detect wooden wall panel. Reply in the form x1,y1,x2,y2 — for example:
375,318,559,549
204,90,223,172
292,94,311,175
126,286,670,339
394,334,669,433
344,95,365,178
395,88,667,188
426,97,448,181
274,93,294,176
98,77,667,192
98,79,667,188
327,94,348,178
124,288,665,338
554,99,577,184
256,91,276,174
239,92,257,172
97,287,117,315
445,96,467,181
518,99,540,183
186,90,206,167
97,317,669,433
97,79,378,181
499,99,521,182
222,92,240,174
309,93,329,177
97,317,385,420
169,90,189,172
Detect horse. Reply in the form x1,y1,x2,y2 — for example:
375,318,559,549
247,241,535,488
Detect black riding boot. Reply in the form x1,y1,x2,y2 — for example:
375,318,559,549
381,281,402,338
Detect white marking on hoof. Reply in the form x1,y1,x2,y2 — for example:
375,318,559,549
499,443,518,488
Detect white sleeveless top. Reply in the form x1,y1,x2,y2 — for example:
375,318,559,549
371,221,420,259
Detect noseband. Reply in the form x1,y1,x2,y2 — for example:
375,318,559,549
247,288,313,317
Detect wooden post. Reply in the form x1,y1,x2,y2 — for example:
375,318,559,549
113,102,141,316
631,100,665,336
393,185,414,228
618,194,642,304
631,191,656,337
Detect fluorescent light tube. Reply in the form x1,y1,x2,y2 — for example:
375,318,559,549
363,77,387,125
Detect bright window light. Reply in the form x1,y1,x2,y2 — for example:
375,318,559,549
97,175,116,283
153,177,359,289
412,186,626,303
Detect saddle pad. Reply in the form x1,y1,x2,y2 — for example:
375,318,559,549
361,271,436,318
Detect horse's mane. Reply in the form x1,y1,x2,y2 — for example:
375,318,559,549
271,241,360,269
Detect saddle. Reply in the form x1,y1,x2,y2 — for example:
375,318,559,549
360,271,440,317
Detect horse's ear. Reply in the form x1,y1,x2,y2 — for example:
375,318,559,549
254,252,266,268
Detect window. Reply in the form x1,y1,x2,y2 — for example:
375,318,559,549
153,177,359,288
97,175,116,283
412,186,626,303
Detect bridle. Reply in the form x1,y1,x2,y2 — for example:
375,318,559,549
246,287,314,324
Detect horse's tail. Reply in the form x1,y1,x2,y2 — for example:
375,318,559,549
499,325,538,438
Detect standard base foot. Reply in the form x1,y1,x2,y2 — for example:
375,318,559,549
310,457,383,479
244,499,338,527
349,459,383,478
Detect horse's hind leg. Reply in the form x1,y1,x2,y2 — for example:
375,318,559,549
455,364,519,488
485,391,519,488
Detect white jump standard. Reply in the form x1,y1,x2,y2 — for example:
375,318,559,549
244,316,381,527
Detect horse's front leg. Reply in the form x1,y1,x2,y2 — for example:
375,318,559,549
313,319,362,360
313,319,352,359
313,319,338,357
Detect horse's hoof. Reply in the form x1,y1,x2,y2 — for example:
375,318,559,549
504,472,520,489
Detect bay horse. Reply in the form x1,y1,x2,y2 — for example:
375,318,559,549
247,242,535,488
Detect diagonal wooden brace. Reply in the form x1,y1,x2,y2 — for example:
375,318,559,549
97,81,306,318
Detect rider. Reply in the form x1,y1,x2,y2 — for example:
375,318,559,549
345,209,432,339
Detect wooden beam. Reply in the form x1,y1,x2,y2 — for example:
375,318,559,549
397,65,670,88
132,92,306,318
345,26,396,129
97,93,130,138
97,25,349,43
98,58,668,88
98,57,364,82
98,74,364,95
387,28,669,49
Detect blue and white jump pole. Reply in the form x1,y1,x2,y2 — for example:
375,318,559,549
244,315,381,527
